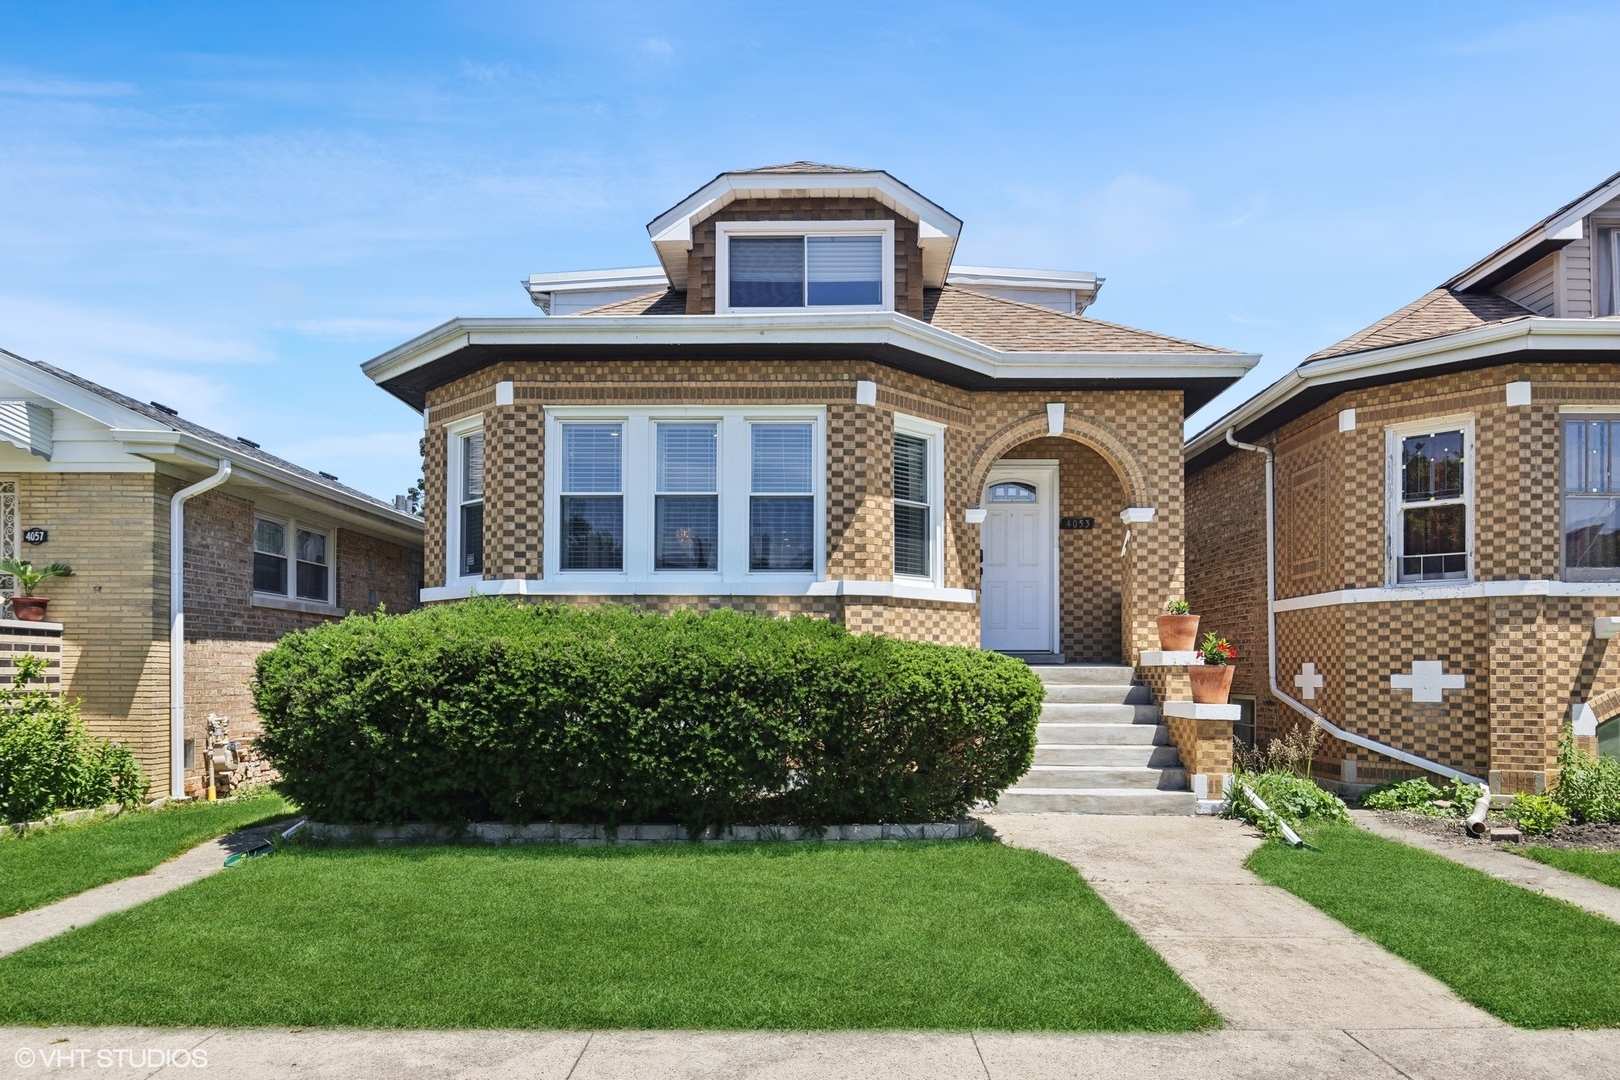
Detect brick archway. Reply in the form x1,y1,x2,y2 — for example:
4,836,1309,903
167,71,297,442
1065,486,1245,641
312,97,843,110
966,412,1148,509
1588,687,1620,724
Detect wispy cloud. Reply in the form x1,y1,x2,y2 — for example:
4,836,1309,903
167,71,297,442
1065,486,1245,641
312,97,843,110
0,296,268,366
0,75,135,97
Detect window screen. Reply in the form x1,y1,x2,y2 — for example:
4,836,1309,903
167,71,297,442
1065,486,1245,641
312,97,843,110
894,433,930,577
561,423,623,571
655,423,718,570
295,528,329,601
729,237,805,308
750,424,814,571
806,235,881,306
459,432,484,577
253,519,287,594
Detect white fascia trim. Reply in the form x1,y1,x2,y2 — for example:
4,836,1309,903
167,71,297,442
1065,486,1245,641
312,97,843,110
525,267,668,312
1273,579,1620,613
947,266,1101,291
645,171,963,289
1186,318,1620,459
422,578,975,604
363,315,1259,392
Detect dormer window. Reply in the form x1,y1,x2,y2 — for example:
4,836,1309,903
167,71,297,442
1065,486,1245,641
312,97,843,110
715,221,894,313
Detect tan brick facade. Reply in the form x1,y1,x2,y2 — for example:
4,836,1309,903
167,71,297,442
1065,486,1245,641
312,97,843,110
420,359,1188,657
1188,362,1620,793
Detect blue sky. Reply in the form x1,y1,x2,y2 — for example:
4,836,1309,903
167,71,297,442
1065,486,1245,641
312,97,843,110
2,2,1618,500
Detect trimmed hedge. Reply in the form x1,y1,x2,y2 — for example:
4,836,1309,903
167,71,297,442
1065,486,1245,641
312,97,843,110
253,601,1043,829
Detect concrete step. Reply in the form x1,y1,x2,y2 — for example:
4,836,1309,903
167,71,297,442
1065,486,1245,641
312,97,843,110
1033,743,1183,767
995,788,1199,815
1035,664,1136,686
1036,722,1168,746
1041,682,1154,705
1013,764,1189,791
1040,702,1161,724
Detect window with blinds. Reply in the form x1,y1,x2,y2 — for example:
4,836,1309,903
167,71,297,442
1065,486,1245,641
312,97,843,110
655,423,718,570
750,423,814,571
894,432,930,578
459,432,484,577
727,233,883,309
561,424,624,571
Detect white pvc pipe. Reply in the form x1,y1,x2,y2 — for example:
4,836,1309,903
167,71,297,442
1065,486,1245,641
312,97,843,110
1223,430,1487,790
170,460,232,799
1242,784,1304,847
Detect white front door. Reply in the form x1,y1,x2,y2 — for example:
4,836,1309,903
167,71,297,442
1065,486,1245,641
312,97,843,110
979,462,1057,653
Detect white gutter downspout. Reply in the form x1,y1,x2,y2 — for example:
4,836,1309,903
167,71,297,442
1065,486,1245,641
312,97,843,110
1223,430,1492,827
170,460,232,800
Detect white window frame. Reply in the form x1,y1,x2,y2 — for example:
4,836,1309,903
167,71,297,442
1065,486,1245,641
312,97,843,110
715,219,895,314
446,414,485,584
1560,411,1620,582
892,412,946,589
1385,414,1475,586
251,510,336,608
542,405,826,589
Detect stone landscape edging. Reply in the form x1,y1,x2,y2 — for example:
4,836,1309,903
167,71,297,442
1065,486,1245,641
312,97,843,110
307,820,979,845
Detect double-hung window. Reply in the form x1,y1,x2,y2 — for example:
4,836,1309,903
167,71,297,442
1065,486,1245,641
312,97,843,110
1391,423,1470,582
892,416,943,583
1564,417,1620,578
750,424,814,571
458,431,484,577
253,515,332,604
717,222,893,312
560,423,624,571
655,423,719,571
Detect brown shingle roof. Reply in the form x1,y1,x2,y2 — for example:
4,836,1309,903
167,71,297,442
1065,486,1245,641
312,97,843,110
1307,289,1535,362
573,285,1235,355
748,162,869,174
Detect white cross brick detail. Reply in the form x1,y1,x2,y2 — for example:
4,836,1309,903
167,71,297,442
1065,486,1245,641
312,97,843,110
1293,662,1324,701
1390,660,1465,703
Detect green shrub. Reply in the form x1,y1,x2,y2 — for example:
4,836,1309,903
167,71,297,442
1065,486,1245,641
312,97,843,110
253,601,1044,829
1361,775,1484,817
1553,728,1620,824
1225,770,1350,839
1506,793,1570,836
0,656,148,823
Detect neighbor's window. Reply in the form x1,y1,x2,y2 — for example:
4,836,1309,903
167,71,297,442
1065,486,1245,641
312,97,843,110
1397,429,1468,582
728,234,883,309
894,432,931,578
1599,228,1620,318
253,519,288,594
294,529,329,601
458,432,484,577
1564,418,1620,577
560,423,624,571
655,422,719,571
750,423,814,571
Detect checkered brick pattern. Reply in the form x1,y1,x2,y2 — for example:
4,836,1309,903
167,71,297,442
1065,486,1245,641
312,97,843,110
826,402,892,581
485,402,544,579
687,198,924,318
842,597,979,645
421,413,449,590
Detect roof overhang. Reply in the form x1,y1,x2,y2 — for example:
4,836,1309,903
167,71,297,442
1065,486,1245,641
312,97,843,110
1446,171,1620,292
645,170,964,291
363,314,1257,415
525,267,668,314
1186,318,1620,472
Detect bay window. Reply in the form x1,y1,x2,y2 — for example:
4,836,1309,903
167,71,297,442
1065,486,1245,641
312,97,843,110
717,221,893,312
1564,417,1620,578
560,423,624,571
750,424,814,571
655,423,719,570
1389,419,1471,583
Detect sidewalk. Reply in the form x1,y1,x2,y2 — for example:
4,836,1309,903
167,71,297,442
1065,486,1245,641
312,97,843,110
1351,809,1620,922
5,1025,1620,1079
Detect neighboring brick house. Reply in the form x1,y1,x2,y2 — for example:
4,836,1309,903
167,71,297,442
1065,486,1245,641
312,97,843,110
1186,170,1620,796
0,348,423,799
363,163,1258,810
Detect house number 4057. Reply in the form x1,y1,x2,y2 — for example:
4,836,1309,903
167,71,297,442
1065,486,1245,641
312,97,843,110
22,528,47,544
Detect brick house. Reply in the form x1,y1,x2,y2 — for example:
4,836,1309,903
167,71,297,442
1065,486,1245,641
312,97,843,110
0,348,423,800
1186,170,1620,796
363,163,1258,811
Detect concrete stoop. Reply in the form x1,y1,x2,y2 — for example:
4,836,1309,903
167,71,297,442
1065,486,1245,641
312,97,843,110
1001,664,1196,816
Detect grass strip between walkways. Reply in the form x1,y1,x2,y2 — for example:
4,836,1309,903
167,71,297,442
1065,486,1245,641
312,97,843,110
0,791,292,916
1249,824,1620,1028
1520,846,1620,890
0,838,1216,1032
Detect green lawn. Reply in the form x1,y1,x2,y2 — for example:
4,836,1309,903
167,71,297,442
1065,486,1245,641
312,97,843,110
1520,846,1620,889
1249,825,1620,1028
0,791,292,916
0,839,1215,1032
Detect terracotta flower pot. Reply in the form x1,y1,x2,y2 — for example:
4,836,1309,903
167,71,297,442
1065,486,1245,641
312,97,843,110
1157,614,1200,651
1189,663,1234,705
10,596,49,622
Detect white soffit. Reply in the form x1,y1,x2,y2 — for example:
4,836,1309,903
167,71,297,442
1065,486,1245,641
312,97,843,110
646,170,963,291
0,401,52,459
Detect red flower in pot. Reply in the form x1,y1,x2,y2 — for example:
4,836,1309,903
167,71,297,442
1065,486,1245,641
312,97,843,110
2,558,74,622
1188,631,1236,704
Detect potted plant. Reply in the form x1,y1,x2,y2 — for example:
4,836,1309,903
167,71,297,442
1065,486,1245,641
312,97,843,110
1,558,74,621
1158,599,1200,651
1188,631,1236,704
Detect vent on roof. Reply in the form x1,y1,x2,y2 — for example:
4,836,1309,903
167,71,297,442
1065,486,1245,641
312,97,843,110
318,471,339,481
236,436,261,449
149,401,178,416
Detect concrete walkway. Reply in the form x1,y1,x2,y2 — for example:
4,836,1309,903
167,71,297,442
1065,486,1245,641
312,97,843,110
1351,809,1620,922
6,1025,1620,1079
984,812,1498,1031
0,826,279,959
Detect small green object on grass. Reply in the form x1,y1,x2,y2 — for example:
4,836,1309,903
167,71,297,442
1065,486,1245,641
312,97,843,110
0,791,291,916
1250,823,1620,1028
0,840,1216,1032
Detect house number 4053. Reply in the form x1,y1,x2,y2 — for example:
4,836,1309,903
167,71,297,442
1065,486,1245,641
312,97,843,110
22,528,47,545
